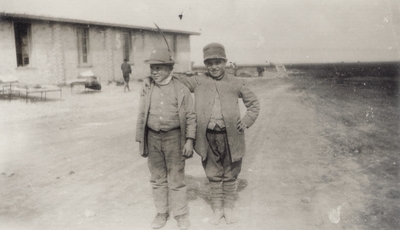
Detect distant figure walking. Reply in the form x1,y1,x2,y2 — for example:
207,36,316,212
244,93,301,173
121,59,132,92
230,62,237,76
257,66,264,76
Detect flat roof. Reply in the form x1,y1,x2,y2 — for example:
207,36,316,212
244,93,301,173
0,12,201,36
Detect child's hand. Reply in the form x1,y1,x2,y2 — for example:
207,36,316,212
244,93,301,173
237,119,247,132
141,77,152,95
182,139,194,159
143,76,152,89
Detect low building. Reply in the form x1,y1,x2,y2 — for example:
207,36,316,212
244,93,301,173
192,62,280,77
0,12,200,85
232,63,278,77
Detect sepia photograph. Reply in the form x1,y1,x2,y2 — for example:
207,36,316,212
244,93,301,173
0,0,399,229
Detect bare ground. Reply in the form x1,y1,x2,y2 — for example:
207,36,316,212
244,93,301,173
0,73,399,230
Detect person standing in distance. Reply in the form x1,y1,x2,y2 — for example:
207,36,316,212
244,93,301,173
121,58,131,92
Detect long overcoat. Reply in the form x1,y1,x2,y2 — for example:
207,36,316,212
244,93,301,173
176,73,260,162
135,78,196,157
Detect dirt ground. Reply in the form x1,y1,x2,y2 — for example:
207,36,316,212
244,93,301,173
0,72,399,230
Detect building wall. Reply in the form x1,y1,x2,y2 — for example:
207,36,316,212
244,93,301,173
0,21,18,78
174,35,191,73
0,19,193,85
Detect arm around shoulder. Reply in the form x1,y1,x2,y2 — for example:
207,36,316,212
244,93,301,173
173,74,197,93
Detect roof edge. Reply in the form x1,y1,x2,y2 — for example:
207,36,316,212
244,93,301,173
0,12,201,36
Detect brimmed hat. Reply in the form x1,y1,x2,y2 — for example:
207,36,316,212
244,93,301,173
203,43,227,61
145,48,175,64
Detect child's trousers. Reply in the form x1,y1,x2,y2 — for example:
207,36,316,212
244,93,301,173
147,128,188,217
203,130,242,210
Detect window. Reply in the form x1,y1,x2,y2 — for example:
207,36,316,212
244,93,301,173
14,22,31,67
77,27,90,65
122,32,131,62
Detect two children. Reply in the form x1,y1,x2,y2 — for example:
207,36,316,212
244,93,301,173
136,43,260,229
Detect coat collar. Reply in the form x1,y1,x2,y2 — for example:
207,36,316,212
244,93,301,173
205,72,230,82
149,77,184,109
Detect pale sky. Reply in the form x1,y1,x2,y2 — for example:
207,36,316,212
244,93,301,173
2,0,399,64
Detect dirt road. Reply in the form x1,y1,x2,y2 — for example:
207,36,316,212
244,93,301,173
0,76,398,230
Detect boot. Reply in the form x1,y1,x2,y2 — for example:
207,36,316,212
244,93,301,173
209,181,224,225
223,181,238,224
151,213,169,229
175,213,191,230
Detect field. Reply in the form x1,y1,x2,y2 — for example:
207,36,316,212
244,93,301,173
0,63,399,230
287,68,399,229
